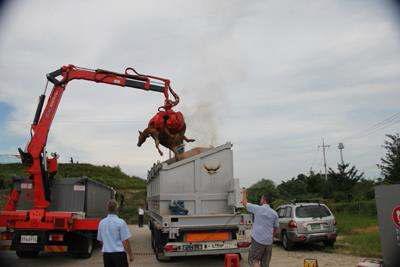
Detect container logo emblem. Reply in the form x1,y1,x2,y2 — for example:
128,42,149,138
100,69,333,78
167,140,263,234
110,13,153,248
392,205,400,229
203,163,221,174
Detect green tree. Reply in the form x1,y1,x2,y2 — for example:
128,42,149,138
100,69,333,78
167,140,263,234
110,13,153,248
378,133,400,183
247,179,278,204
305,171,326,196
277,175,307,200
327,163,364,201
351,178,376,200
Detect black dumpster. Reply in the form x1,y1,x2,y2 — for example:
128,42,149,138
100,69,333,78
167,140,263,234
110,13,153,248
16,177,115,218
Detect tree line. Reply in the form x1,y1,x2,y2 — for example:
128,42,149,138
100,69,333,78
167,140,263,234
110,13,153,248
247,133,400,203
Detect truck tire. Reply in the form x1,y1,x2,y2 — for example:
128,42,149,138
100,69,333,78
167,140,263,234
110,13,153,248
155,245,171,262
79,237,94,258
68,234,94,258
16,250,39,258
154,229,171,262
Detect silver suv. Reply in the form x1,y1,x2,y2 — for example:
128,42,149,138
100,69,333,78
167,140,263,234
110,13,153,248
274,203,337,250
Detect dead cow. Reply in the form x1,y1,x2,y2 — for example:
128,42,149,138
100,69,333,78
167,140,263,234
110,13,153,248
137,110,195,158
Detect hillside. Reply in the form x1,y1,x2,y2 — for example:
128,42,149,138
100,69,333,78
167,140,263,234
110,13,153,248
0,163,146,190
0,163,147,223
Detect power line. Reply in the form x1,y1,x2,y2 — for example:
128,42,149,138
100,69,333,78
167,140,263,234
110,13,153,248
356,117,400,140
341,111,400,142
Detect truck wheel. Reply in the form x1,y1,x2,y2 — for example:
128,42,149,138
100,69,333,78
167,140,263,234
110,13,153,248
282,232,294,251
155,245,171,262
154,230,171,262
79,238,94,258
69,236,94,258
16,250,39,258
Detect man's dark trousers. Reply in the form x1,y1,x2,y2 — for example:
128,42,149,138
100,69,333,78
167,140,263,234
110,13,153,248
138,214,144,227
103,252,128,267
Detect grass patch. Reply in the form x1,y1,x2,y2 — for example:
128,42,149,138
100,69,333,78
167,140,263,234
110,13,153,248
337,232,381,258
334,212,381,258
336,212,378,235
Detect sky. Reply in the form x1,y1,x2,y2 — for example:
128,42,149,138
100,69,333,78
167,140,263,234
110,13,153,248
0,0,399,186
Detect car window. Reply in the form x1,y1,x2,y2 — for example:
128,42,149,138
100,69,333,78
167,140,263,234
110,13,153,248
278,208,286,218
295,205,331,218
285,206,292,218
276,208,281,217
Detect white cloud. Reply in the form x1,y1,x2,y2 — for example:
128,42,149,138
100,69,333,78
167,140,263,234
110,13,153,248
0,0,399,186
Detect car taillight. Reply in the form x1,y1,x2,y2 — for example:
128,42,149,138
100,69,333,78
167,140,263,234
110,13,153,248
164,244,177,252
237,241,251,248
288,220,297,228
49,234,64,242
333,219,337,226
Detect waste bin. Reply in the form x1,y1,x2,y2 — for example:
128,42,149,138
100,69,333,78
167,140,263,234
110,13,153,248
375,184,400,267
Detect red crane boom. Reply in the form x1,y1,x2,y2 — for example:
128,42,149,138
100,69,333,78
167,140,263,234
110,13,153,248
0,65,182,257
10,64,176,210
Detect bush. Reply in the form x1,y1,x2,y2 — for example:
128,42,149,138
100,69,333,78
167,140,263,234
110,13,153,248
329,200,377,217
0,163,146,190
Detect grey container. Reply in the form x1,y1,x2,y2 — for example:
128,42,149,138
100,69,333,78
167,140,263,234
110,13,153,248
375,184,400,267
147,142,242,216
16,177,115,218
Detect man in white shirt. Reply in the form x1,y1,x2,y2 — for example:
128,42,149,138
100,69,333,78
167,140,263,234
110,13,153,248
242,190,279,267
97,199,133,267
138,206,144,228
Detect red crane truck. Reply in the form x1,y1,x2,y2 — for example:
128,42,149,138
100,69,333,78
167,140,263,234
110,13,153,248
0,65,177,258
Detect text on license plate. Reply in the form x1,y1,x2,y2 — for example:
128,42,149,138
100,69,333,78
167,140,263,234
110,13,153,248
190,241,236,251
21,235,38,244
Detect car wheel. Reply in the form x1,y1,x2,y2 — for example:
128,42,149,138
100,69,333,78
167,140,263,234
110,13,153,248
323,240,335,247
282,232,294,251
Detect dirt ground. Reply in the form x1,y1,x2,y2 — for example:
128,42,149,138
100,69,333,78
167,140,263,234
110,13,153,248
0,225,362,267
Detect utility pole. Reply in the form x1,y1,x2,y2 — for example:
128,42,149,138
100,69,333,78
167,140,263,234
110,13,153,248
319,138,330,180
338,142,345,165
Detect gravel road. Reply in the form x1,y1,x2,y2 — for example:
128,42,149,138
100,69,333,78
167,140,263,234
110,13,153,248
0,225,361,267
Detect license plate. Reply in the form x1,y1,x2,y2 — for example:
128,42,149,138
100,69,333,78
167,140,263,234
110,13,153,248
21,235,38,244
207,240,237,250
176,240,237,252
310,224,321,230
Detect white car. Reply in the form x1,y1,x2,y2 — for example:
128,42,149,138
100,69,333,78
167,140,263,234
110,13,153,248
275,203,337,250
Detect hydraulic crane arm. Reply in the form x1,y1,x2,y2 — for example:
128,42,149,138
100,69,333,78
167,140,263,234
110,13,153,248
18,64,176,210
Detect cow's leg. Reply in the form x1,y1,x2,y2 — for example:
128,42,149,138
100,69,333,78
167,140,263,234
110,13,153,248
151,133,163,156
155,139,163,156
